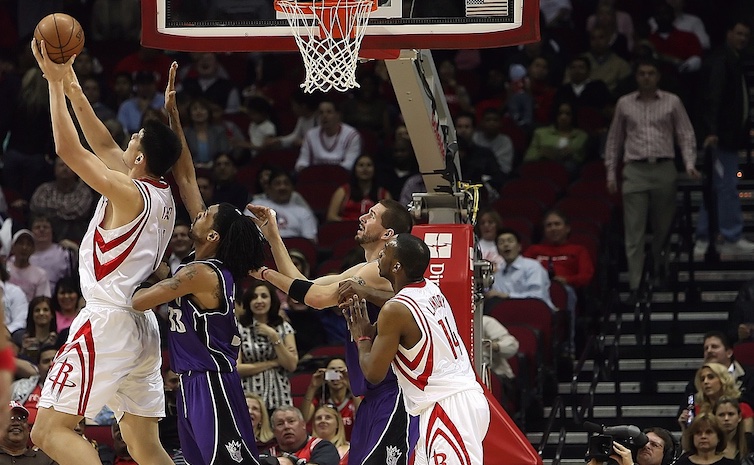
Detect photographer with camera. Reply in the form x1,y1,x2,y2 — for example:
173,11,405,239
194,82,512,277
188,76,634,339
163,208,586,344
300,358,360,441
586,423,678,465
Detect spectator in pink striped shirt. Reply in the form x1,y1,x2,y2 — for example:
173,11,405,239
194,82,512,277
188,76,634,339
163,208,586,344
604,59,700,304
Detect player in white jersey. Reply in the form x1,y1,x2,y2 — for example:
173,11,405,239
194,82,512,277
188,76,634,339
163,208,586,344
346,233,490,465
30,43,182,465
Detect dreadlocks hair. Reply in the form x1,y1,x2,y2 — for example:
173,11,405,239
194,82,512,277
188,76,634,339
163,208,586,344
212,203,266,280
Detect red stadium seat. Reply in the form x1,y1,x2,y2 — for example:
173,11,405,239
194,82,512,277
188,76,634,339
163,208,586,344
255,149,299,173
734,341,754,368
297,165,350,188
318,220,359,249
579,159,607,181
549,280,568,312
555,197,613,226
489,298,559,364
567,179,621,207
500,178,561,209
499,216,534,246
308,344,345,359
569,218,602,237
518,161,570,192
283,237,318,270
568,231,600,265
492,197,545,228
297,183,339,222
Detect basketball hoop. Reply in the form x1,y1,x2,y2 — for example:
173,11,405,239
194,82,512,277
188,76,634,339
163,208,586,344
275,0,378,93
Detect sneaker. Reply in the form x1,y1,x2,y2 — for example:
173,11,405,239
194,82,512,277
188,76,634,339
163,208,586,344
694,240,709,255
721,238,754,254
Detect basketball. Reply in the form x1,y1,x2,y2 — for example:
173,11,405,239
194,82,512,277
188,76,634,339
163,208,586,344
34,13,85,64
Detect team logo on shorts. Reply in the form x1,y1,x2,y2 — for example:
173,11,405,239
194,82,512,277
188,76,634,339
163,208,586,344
225,440,243,463
386,445,402,465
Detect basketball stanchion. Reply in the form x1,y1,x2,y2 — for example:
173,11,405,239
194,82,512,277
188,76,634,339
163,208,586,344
274,0,377,92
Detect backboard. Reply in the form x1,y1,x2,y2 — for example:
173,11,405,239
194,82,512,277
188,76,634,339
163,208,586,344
141,0,540,52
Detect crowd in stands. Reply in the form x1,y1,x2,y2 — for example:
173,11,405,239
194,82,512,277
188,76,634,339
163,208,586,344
0,0,754,462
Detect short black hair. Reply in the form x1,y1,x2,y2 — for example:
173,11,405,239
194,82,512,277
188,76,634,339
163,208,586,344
212,203,266,281
635,58,660,73
569,55,591,71
497,228,521,244
392,234,430,282
378,199,412,234
454,111,476,126
704,330,731,350
140,120,182,177
543,208,570,225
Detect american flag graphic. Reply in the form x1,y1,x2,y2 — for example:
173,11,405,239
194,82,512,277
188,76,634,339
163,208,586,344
466,0,508,16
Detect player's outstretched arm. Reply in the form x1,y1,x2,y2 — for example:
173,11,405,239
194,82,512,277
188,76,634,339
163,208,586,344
165,61,204,219
32,40,136,204
63,67,128,173
132,263,217,311
348,298,405,385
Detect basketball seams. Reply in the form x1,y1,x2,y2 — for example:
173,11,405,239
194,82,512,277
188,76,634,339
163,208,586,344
34,14,84,64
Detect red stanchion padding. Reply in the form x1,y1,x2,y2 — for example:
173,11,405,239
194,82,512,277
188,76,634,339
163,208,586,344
479,375,542,465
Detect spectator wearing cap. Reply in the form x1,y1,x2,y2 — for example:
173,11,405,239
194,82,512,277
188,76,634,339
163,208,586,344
6,230,50,303
116,70,166,134
0,401,55,464
10,345,57,425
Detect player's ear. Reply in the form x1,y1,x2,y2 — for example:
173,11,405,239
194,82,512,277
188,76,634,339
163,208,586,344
207,230,219,242
382,228,395,239
393,262,401,272
135,153,144,164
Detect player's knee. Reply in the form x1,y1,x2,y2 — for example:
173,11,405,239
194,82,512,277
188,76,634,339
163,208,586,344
30,421,49,448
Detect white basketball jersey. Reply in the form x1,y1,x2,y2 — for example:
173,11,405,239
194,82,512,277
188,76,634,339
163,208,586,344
79,179,175,309
390,279,482,415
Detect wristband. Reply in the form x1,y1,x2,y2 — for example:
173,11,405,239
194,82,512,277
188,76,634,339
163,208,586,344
0,346,14,372
357,336,372,343
260,267,270,281
289,279,314,303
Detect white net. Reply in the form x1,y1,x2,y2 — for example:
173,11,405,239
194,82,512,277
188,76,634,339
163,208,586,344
276,0,376,93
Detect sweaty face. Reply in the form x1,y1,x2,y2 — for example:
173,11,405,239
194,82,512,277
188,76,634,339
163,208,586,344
356,203,387,245
189,205,219,242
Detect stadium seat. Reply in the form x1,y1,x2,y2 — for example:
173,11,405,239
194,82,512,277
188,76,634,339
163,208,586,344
734,341,754,368
579,159,607,181
282,237,318,270
518,161,570,192
567,179,621,207
492,197,545,228
297,165,350,188
255,149,299,173
318,220,360,250
500,217,534,244
549,280,569,312
489,298,559,365
308,344,345,359
500,178,561,209
297,183,339,222
555,197,613,226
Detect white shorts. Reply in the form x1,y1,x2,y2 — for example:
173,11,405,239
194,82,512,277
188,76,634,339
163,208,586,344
38,306,165,420
414,390,490,465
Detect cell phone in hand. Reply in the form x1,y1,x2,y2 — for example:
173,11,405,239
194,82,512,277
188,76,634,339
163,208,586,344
325,369,342,381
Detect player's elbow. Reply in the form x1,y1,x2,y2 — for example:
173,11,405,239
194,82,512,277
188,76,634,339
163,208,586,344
130,294,150,312
305,293,333,310
363,367,387,385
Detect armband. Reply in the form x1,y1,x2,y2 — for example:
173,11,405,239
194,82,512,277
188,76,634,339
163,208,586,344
0,346,14,372
289,279,314,303
132,281,154,297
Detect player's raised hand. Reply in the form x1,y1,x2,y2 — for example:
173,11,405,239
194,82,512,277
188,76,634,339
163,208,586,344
31,39,74,82
347,295,374,340
245,204,279,238
165,61,178,115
